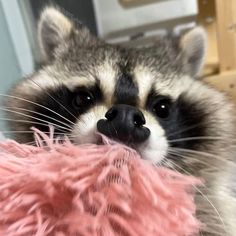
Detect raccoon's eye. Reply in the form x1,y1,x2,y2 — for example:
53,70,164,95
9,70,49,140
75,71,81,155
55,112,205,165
152,97,171,119
73,91,94,109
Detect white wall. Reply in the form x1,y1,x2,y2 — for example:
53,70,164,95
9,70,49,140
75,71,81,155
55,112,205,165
0,1,21,132
93,0,197,39
1,0,34,76
0,0,34,133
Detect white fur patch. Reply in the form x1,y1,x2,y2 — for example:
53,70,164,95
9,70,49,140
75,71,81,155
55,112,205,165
72,105,107,144
134,66,155,107
66,75,96,90
39,7,72,35
19,70,59,95
96,62,117,105
154,75,195,100
137,111,168,163
38,7,73,60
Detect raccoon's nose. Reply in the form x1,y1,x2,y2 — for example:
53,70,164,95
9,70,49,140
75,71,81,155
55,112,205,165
97,104,150,143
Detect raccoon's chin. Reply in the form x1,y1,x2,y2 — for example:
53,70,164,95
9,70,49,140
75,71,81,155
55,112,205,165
72,132,168,163
95,133,133,148
90,133,141,156
93,134,166,164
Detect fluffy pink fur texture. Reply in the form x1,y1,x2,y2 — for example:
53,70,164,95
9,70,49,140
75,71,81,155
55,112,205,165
0,129,202,236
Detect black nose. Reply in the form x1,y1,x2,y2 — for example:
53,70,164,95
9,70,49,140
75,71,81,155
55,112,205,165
97,104,150,143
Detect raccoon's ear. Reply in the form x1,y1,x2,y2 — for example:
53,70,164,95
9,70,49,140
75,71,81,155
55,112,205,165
180,27,207,77
38,7,74,61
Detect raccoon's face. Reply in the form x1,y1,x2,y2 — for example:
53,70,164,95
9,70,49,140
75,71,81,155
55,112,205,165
5,8,235,173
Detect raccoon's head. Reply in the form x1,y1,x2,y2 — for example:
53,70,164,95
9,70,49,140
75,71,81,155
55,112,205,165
5,7,235,174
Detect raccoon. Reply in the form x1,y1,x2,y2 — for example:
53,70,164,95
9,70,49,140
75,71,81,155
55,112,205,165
4,7,236,235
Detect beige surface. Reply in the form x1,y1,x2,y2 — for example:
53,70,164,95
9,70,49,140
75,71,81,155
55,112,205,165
205,71,236,102
198,0,219,76
215,0,236,72
198,0,236,102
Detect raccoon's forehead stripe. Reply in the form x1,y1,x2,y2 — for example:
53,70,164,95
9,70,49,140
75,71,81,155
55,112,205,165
96,63,117,106
133,67,155,107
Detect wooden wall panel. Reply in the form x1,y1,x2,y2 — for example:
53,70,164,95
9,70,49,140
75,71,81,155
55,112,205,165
198,0,219,76
205,71,236,102
215,0,236,72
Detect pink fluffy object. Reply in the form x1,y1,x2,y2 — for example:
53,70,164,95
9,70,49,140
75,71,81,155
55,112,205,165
0,129,202,236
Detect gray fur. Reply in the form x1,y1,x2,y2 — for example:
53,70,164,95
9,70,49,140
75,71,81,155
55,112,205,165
5,7,236,235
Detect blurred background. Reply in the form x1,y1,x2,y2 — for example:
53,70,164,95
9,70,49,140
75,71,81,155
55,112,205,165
0,0,236,133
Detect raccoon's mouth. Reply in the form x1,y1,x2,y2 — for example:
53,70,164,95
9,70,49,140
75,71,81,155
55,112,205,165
95,131,135,143
95,133,138,152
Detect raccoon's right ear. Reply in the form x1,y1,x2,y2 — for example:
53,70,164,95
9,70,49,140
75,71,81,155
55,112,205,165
38,7,95,61
180,27,207,77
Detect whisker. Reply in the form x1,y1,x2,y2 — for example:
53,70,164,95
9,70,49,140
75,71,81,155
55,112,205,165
0,136,73,158
0,118,69,134
167,149,210,166
29,79,77,120
167,149,230,173
166,117,224,140
0,108,72,133
2,106,73,130
0,94,75,126
0,131,66,136
168,136,236,143
168,148,228,166
163,158,226,233
171,147,236,167
167,123,204,138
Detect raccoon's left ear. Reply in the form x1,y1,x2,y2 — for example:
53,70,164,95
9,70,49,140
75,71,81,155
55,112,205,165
38,7,74,61
38,7,95,61
180,27,207,77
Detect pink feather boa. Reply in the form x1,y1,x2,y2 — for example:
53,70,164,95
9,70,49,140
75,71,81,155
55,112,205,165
0,129,202,236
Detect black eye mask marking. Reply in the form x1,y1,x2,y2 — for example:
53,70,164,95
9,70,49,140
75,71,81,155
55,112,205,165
146,91,209,152
72,83,103,112
32,84,102,134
